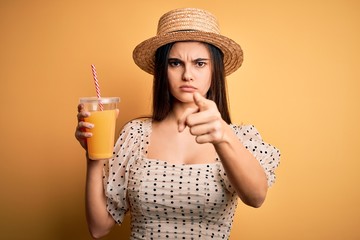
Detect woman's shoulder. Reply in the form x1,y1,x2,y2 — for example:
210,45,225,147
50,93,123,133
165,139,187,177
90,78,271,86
123,117,151,126
229,123,262,139
121,117,152,132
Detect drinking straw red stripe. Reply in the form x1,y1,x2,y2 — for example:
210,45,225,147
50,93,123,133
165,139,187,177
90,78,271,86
91,64,104,111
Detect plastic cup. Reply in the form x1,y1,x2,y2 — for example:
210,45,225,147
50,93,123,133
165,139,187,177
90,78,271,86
80,97,120,160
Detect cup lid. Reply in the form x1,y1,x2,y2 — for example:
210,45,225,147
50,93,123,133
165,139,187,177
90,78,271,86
80,97,120,104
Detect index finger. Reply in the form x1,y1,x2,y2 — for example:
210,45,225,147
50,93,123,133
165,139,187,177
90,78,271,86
77,103,84,113
193,92,209,111
77,104,90,121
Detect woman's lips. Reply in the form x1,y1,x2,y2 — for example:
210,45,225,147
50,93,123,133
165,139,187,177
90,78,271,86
180,85,197,92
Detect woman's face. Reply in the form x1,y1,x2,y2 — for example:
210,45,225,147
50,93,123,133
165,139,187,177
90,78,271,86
167,41,212,104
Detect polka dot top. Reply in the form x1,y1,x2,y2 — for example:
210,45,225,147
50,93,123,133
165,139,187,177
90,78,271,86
103,118,280,239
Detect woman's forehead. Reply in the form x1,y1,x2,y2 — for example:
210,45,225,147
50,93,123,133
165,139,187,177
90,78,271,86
169,41,211,58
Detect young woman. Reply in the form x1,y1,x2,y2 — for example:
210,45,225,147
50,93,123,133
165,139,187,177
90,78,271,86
75,8,280,239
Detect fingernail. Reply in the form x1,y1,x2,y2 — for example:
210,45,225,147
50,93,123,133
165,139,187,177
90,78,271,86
88,123,94,128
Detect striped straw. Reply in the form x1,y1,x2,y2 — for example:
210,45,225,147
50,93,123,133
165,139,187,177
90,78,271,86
91,64,104,111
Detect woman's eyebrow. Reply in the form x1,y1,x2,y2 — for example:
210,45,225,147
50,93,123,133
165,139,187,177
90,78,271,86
168,57,210,62
193,58,210,61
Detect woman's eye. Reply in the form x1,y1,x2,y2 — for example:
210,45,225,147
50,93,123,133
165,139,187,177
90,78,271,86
196,61,206,67
169,60,181,67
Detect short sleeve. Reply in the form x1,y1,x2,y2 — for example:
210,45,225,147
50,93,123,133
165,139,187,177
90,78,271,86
102,120,144,224
230,124,281,187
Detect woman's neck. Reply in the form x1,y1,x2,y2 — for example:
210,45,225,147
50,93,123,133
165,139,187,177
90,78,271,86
167,101,197,122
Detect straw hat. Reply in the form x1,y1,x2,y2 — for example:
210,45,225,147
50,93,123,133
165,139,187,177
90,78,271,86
132,8,243,76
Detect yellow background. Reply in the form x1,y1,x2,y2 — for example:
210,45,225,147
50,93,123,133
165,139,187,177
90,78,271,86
1,0,359,239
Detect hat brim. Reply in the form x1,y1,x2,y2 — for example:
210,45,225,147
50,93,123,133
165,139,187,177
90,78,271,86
132,31,243,76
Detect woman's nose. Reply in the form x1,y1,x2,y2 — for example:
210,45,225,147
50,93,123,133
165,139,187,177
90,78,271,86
182,65,193,81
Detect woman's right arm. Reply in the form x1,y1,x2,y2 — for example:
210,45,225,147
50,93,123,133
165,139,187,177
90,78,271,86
75,104,115,239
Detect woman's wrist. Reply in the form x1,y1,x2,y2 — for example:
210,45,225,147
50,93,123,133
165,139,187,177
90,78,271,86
86,152,106,169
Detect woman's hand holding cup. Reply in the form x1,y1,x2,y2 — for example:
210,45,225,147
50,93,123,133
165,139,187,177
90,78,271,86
75,103,94,150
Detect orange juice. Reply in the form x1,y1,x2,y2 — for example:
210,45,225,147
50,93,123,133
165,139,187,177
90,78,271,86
85,109,117,160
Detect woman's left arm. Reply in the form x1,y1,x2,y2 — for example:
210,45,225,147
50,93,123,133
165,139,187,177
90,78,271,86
179,92,273,208
213,123,268,208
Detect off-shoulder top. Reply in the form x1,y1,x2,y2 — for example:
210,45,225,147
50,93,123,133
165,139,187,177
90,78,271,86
103,118,280,239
